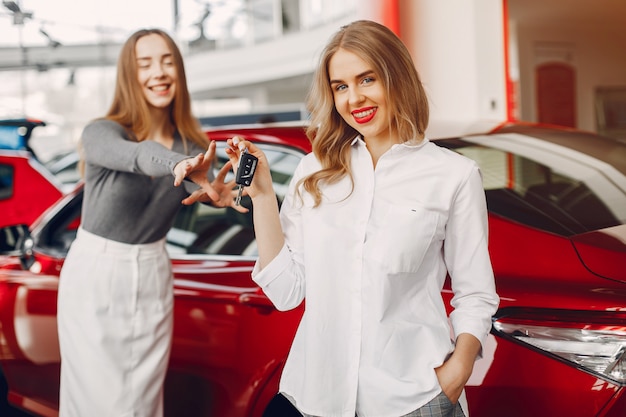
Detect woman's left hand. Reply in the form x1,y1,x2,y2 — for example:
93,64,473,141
434,333,480,404
434,357,470,404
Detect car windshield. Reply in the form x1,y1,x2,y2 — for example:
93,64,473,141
438,132,626,237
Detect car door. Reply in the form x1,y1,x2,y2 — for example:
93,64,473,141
162,142,305,417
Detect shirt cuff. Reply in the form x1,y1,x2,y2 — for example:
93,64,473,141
168,154,191,176
252,243,292,288
450,316,493,359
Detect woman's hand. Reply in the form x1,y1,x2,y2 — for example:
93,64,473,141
434,333,481,404
173,140,220,201
434,356,470,404
181,160,249,213
225,136,275,201
226,136,285,270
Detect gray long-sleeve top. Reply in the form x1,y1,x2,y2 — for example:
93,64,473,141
80,119,208,244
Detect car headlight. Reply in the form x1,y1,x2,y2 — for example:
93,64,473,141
492,308,626,385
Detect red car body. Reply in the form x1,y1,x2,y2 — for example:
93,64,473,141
0,123,624,417
0,150,64,228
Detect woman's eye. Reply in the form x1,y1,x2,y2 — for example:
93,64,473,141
362,76,375,85
334,84,347,92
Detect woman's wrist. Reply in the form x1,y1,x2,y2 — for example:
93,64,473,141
251,191,278,206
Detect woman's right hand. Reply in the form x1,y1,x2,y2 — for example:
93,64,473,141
226,136,285,270
173,141,220,202
225,136,275,201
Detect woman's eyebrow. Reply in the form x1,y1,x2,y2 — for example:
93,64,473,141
330,70,375,85
136,53,173,61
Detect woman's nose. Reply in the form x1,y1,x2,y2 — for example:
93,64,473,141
151,63,165,77
348,89,364,105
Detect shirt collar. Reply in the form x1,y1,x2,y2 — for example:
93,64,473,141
351,135,430,151
351,136,364,146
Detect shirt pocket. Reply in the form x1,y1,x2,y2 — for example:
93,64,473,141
368,202,441,274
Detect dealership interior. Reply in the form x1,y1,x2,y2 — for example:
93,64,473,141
1,2,626,417
1,0,626,152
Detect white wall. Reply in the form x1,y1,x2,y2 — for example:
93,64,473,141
399,0,507,125
514,19,626,132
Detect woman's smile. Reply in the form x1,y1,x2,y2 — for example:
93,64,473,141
351,106,377,124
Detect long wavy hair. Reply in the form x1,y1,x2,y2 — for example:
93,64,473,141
302,20,429,206
105,28,207,148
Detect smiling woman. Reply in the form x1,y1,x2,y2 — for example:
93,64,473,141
230,20,498,417
136,34,178,114
54,28,243,417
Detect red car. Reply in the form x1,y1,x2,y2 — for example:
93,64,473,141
0,150,64,229
0,118,67,229
0,123,624,417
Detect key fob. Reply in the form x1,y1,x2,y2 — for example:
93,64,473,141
235,149,258,186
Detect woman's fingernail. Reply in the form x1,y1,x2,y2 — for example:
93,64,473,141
232,137,240,145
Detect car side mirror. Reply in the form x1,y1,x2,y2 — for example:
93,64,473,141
0,224,34,269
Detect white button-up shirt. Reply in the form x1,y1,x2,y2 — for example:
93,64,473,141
252,136,499,417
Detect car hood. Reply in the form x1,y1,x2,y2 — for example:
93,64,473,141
571,224,626,283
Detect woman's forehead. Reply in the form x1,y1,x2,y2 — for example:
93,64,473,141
135,34,172,58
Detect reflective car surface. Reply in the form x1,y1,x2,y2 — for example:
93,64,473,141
0,118,75,228
0,123,624,417
43,151,81,190
0,119,46,155
0,150,64,228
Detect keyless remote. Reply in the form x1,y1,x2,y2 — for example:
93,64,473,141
235,148,258,206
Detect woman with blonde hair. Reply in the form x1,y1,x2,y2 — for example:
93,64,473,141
57,28,238,417
228,20,499,417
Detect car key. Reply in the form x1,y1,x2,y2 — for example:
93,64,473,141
235,148,258,206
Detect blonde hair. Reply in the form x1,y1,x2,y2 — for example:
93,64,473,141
105,28,208,148
302,20,429,206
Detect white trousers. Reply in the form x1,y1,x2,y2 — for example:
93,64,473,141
58,228,173,417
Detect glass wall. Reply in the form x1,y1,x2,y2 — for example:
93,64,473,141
181,0,356,53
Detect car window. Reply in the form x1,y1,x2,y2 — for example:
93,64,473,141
46,152,82,186
0,125,26,151
166,143,302,257
35,192,83,257
0,163,14,200
443,140,624,237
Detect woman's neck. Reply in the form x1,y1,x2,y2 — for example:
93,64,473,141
148,107,175,148
364,132,399,168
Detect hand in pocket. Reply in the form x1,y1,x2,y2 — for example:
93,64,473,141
434,358,468,404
